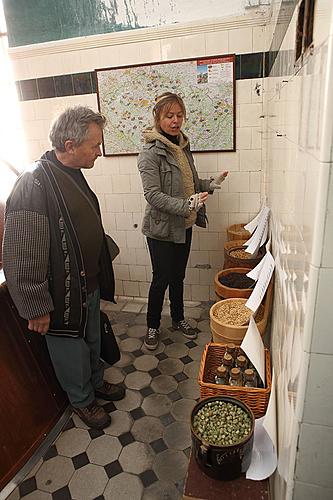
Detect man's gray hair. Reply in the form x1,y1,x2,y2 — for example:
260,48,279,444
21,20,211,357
49,106,106,151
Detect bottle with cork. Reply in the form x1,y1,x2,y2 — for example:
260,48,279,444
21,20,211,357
221,352,234,373
229,367,243,386
235,354,248,371
214,365,229,385
225,343,238,361
244,368,257,388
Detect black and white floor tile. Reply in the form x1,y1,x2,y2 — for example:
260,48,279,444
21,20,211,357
7,299,213,500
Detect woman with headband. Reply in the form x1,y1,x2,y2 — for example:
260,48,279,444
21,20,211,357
138,92,228,350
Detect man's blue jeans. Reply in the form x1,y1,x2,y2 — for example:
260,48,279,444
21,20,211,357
46,288,104,407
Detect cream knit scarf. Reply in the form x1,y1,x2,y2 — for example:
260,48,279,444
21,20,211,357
143,128,196,228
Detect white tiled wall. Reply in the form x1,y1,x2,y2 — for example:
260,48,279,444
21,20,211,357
264,1,333,499
9,13,266,301
6,2,333,498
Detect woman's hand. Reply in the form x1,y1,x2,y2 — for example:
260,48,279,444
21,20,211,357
188,192,209,211
199,191,209,204
209,171,229,190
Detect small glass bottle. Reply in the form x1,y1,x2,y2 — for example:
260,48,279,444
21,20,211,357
246,356,254,370
244,368,257,388
229,367,243,386
214,365,229,385
253,368,264,388
225,343,238,360
247,360,263,385
222,353,234,372
235,355,248,371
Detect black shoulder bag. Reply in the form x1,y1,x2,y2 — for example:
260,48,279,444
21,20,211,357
100,310,120,366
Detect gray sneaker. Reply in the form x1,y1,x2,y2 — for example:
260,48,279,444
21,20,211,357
172,319,198,339
144,327,159,350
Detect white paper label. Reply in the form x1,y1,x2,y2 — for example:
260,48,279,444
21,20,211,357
247,255,266,281
244,204,267,234
244,207,270,256
246,251,275,312
241,316,265,386
246,413,277,480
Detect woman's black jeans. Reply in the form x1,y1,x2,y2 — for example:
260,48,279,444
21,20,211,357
147,228,192,329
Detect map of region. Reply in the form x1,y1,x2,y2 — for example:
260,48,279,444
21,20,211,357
97,56,235,155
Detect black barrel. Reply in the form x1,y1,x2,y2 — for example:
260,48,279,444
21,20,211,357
190,396,255,480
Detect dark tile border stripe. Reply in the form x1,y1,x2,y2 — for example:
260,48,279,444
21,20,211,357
17,71,93,101
16,53,264,102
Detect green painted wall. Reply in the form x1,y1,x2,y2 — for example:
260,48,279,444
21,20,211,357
3,0,141,47
3,0,255,48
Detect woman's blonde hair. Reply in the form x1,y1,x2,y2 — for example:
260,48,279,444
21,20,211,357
152,92,186,131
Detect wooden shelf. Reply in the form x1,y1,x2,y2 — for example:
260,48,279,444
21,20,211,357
183,451,270,500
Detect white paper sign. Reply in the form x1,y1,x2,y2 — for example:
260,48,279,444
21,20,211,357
246,251,275,313
246,416,277,480
244,207,270,255
246,370,277,480
244,204,267,234
246,370,277,481
240,316,265,386
246,255,266,282
260,222,268,247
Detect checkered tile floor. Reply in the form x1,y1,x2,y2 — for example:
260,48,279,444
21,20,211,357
7,299,213,500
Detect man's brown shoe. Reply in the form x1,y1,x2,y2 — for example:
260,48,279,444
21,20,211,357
95,380,125,401
73,401,111,429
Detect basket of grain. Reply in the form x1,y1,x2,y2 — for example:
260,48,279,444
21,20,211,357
198,343,271,419
214,267,254,300
223,240,266,270
210,298,267,344
227,223,251,241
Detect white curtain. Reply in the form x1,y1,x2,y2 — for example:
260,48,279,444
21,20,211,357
0,2,26,202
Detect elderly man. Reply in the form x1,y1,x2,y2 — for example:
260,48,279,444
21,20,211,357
3,106,124,429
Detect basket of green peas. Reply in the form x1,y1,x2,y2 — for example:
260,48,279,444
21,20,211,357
191,396,254,480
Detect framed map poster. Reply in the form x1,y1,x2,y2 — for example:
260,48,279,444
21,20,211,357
96,54,235,156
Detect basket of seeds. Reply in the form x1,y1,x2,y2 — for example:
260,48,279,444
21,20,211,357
198,343,271,418
210,298,267,344
227,223,251,241
223,240,266,270
214,267,254,300
191,395,255,480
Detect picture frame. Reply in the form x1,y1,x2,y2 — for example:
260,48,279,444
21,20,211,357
96,54,236,156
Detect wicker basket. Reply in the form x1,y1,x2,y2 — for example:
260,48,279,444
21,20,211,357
227,223,251,241
198,343,271,418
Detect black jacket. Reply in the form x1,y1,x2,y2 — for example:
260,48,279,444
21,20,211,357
3,157,115,338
